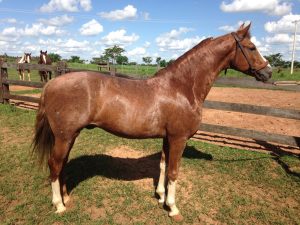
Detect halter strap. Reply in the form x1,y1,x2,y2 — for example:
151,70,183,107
231,32,269,74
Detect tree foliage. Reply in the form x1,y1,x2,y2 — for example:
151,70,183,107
68,56,84,63
142,56,152,65
48,53,62,62
103,45,125,64
116,55,128,65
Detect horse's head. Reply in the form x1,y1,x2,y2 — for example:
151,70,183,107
22,52,31,63
40,50,48,64
229,23,272,82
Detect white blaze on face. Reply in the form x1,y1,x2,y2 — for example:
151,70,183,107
42,54,46,64
26,55,31,63
257,48,271,69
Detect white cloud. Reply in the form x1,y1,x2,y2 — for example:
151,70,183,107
38,15,74,27
265,14,300,33
99,5,137,21
79,0,92,11
40,0,92,12
101,29,139,46
144,41,151,48
79,19,103,36
156,27,204,52
265,33,297,43
218,20,251,32
23,23,65,36
127,47,146,57
220,0,292,16
0,18,17,24
0,27,20,43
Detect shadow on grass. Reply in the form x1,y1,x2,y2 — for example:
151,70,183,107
256,140,300,179
65,145,212,194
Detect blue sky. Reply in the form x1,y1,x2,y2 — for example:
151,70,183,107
0,0,299,62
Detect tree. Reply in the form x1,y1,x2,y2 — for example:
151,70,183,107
264,53,284,67
160,59,167,67
142,56,152,65
68,56,84,63
167,59,175,66
48,53,61,62
103,45,125,64
116,55,128,65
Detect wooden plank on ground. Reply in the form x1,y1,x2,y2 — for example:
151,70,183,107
200,123,300,147
3,93,40,103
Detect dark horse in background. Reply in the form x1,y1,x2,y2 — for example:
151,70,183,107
39,50,52,82
17,52,31,81
33,24,272,220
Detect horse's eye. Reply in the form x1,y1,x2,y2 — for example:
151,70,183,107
249,46,256,51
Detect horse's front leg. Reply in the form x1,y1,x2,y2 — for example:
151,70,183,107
22,71,25,80
156,138,169,204
165,136,186,221
27,70,31,81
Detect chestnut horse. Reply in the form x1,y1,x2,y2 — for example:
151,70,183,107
38,50,52,82
32,24,272,220
17,53,31,81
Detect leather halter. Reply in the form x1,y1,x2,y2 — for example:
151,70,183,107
231,32,269,76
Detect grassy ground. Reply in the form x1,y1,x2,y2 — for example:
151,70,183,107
0,104,299,224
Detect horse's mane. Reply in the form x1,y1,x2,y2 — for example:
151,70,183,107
154,37,213,77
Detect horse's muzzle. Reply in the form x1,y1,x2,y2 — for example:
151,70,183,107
255,66,272,82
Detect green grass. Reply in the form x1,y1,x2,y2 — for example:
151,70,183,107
0,104,299,224
221,68,300,81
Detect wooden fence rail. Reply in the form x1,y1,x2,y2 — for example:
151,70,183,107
1,62,299,148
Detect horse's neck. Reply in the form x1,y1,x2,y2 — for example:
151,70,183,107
163,35,234,103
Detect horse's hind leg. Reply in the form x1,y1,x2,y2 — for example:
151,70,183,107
48,137,73,213
156,138,169,204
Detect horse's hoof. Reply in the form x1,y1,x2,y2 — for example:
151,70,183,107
170,214,184,222
55,204,66,214
63,195,70,204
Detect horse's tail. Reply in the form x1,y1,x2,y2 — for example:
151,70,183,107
32,90,54,166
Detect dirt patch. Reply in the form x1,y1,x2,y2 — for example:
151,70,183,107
113,212,131,224
207,87,300,110
85,205,106,220
10,85,37,92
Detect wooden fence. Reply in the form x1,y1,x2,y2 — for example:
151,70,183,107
1,62,299,148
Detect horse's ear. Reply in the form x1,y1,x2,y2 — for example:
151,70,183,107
29,53,31,56
40,50,42,54
238,23,245,30
45,51,47,54
237,22,251,39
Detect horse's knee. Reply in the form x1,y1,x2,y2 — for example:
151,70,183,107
48,157,64,181
168,169,178,181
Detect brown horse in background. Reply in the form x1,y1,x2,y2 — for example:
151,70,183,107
32,24,272,220
17,53,31,81
38,50,52,82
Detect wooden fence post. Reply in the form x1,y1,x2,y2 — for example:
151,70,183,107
0,61,9,104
